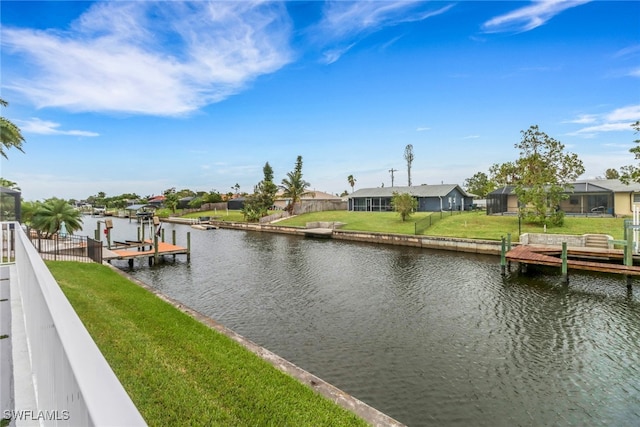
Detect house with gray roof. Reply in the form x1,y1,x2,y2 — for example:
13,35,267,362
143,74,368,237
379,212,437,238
348,184,473,212
487,179,640,216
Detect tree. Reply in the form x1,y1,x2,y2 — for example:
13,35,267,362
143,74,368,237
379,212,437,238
243,162,278,221
0,98,25,159
620,121,640,184
163,187,179,213
464,172,495,198
347,174,356,193
280,155,312,214
391,192,417,221
21,200,39,225
604,168,620,179
512,125,585,226
489,162,520,186
0,178,20,190
31,198,83,238
404,144,414,186
203,190,222,204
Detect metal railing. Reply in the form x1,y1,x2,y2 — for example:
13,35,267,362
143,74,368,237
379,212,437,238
26,229,103,263
7,222,146,426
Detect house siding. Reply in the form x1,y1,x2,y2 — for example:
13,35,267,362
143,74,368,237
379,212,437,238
615,192,633,216
350,189,472,212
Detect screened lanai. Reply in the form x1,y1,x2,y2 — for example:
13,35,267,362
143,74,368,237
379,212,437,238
558,182,614,215
0,186,21,221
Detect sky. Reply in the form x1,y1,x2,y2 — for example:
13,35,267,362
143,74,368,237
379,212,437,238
1,0,639,202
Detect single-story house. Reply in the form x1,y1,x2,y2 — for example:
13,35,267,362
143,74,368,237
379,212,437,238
227,197,246,210
348,184,474,212
487,179,640,216
178,196,194,209
147,195,165,207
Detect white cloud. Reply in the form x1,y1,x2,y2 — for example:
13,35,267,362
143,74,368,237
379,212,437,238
482,0,591,33
322,44,356,65
315,1,454,63
563,114,598,124
567,104,640,137
570,122,637,137
17,118,99,137
1,1,293,116
606,105,640,122
416,127,431,132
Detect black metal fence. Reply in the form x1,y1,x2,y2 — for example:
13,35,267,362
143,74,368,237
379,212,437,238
414,210,463,235
27,229,103,263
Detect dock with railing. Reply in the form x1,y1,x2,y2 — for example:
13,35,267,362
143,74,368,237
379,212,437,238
103,238,190,266
501,231,640,286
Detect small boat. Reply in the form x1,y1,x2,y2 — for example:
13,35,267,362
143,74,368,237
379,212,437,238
191,223,218,230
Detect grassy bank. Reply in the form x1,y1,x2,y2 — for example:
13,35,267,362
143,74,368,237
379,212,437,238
270,210,625,240
47,261,367,427
181,208,625,240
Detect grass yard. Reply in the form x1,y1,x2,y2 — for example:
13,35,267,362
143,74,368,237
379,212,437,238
47,261,368,427
183,209,247,223
423,211,625,240
179,207,625,241
271,210,434,234
274,210,625,241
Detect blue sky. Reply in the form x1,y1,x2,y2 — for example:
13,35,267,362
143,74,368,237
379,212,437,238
1,0,639,201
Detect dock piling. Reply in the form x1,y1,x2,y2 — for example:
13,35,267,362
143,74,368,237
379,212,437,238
500,236,506,276
561,242,568,284
187,232,191,263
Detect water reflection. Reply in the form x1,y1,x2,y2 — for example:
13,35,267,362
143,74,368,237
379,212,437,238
82,217,640,426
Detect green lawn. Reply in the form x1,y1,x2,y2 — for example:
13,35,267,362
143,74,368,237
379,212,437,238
180,208,626,241
274,210,625,241
423,211,625,240
183,209,247,222
47,262,368,427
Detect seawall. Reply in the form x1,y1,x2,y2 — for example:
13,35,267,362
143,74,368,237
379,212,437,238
106,263,405,427
162,218,506,256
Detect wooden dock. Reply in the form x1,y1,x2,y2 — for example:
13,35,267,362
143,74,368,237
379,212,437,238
103,240,189,265
505,244,640,277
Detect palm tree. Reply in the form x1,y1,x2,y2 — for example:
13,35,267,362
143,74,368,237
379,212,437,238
280,155,312,214
347,174,356,193
31,198,83,238
1,98,26,159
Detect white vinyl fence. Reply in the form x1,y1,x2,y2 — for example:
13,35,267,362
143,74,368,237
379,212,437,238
5,222,146,426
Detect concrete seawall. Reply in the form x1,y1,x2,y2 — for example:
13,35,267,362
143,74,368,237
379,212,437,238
107,263,405,427
167,218,505,256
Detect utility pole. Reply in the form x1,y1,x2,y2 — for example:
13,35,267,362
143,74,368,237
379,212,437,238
389,168,398,187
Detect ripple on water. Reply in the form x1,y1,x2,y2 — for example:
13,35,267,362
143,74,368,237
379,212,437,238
96,220,640,427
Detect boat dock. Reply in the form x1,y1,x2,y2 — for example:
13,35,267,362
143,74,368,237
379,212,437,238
506,245,640,275
103,239,190,266
503,240,640,287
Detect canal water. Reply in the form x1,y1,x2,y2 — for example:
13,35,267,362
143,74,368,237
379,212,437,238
85,217,640,426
